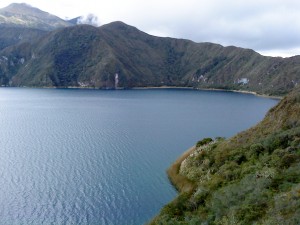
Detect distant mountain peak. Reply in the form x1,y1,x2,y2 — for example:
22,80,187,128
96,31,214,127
0,3,72,30
101,21,143,34
105,21,133,28
4,3,32,9
2,3,45,16
6,3,30,7
4,3,33,9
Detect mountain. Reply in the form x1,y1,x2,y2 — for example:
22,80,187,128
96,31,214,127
67,17,80,25
0,3,72,30
0,25,47,51
0,21,299,95
0,5,299,223
150,86,300,224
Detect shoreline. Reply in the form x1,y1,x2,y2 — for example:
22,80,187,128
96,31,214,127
0,85,283,99
148,146,197,224
131,86,194,90
166,146,196,193
195,87,283,100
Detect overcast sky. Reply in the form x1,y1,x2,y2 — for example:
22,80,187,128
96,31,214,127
1,0,300,57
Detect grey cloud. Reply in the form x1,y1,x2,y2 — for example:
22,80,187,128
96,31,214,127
5,0,299,56
133,0,300,56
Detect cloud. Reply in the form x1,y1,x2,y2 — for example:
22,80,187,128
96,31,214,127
128,0,300,56
77,14,101,27
1,0,300,56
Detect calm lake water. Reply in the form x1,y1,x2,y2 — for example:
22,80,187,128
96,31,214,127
0,88,278,224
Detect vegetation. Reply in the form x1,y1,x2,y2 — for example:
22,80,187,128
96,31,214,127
166,146,197,193
0,4,299,224
0,26,47,51
196,138,213,147
150,88,300,224
0,4,300,224
0,17,299,94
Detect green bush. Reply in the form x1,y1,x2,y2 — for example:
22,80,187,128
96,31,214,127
232,153,247,165
279,153,298,168
215,137,225,141
291,138,300,148
161,193,192,219
192,187,209,205
235,202,267,223
247,143,265,159
214,148,230,166
269,165,300,192
196,138,213,147
195,150,206,162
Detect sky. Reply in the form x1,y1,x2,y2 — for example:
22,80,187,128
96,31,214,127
0,0,300,57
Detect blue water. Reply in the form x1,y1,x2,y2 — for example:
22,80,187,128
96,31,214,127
0,88,278,224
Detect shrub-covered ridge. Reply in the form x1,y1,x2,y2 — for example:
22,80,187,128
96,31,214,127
151,88,300,225
1,20,300,96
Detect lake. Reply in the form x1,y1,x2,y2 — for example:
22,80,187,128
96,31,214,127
0,88,278,224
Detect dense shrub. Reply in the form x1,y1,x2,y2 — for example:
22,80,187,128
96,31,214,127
196,138,213,147
236,202,267,223
247,143,265,159
151,90,300,225
192,187,209,205
279,153,298,168
161,192,192,219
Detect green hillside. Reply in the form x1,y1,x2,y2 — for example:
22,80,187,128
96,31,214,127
150,87,300,224
0,26,47,51
0,21,299,95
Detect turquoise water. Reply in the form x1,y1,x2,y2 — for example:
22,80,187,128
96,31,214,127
0,88,278,224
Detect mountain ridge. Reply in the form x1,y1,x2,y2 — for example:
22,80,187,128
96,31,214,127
0,21,299,95
0,4,299,96
0,3,72,30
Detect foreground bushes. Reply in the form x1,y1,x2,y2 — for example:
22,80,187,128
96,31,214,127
151,126,300,225
196,138,213,148
151,90,300,225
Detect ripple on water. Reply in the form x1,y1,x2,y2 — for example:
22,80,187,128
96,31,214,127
0,88,278,224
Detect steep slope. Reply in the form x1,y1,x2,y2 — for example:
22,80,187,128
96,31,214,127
1,25,116,87
0,21,299,95
151,87,300,224
0,3,72,30
0,25,47,50
67,17,81,25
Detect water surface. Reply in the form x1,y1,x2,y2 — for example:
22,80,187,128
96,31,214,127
0,88,278,224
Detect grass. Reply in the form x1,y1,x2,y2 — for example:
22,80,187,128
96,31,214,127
150,87,300,225
167,146,197,193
